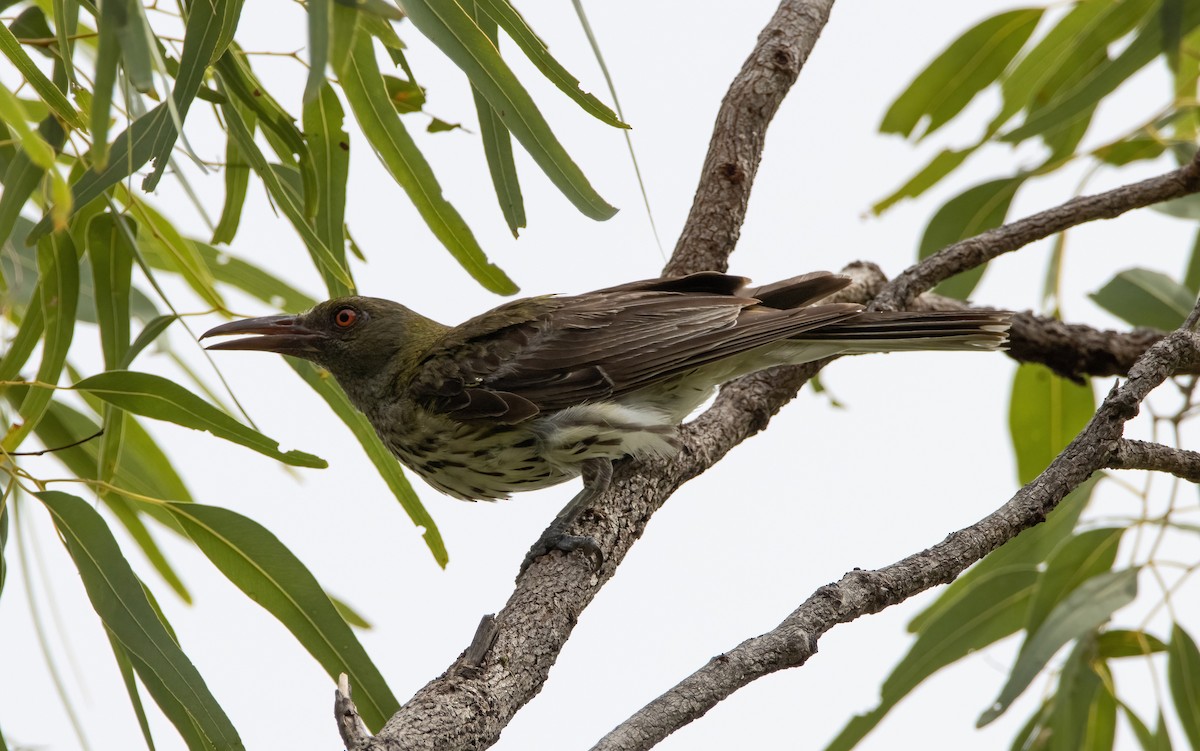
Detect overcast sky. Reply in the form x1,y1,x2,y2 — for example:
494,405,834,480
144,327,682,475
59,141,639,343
4,1,1199,749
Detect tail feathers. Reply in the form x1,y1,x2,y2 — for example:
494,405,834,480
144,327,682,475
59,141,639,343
791,310,1011,352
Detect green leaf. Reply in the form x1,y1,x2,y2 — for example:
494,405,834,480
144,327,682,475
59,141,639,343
918,177,1025,299
383,75,426,113
305,0,332,104
472,0,626,128
881,9,1042,139
1093,136,1167,167
72,370,327,468
0,119,64,251
1025,527,1123,634
977,568,1138,727
466,0,525,237
1004,2,1200,144
1047,635,1111,751
872,147,975,215
288,360,448,566
1090,267,1195,331
1153,193,1200,220
112,0,156,93
87,214,136,369
142,0,248,190
90,0,120,169
106,633,159,751
3,232,79,452
122,316,177,369
27,104,170,243
0,20,85,129
397,0,617,220
824,567,1038,751
1185,228,1200,295
37,491,243,750
161,502,400,731
0,501,8,601
302,83,352,295
1008,363,1095,485
994,0,1154,134
1097,629,1168,658
0,83,57,169
211,108,253,245
334,24,516,294
329,594,372,630
52,0,79,90
115,191,226,311
218,99,355,294
1168,623,1200,750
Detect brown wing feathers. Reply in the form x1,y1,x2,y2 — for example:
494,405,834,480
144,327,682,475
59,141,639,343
413,272,1006,422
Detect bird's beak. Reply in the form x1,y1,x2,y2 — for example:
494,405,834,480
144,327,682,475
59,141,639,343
201,314,323,356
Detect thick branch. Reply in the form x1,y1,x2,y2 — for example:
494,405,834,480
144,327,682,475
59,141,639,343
592,328,1200,751
663,0,835,276
1109,438,1200,483
872,150,1200,311
354,3,840,749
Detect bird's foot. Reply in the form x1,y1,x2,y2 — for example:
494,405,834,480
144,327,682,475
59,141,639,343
518,533,603,577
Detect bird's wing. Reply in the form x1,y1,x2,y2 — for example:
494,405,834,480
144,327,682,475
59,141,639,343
408,272,861,423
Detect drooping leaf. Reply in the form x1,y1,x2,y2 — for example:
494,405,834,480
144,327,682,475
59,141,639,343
333,21,516,294
881,9,1042,140
1025,527,1123,634
1008,363,1095,485
1047,635,1112,751
72,370,327,468
142,0,248,190
106,633,159,751
211,107,253,246
1096,629,1168,659
993,0,1154,133
303,83,351,292
37,491,243,750
288,360,447,566
397,0,617,220
1168,623,1200,750
218,100,354,294
465,0,525,236
872,147,975,215
161,502,400,731
472,0,626,128
1094,136,1168,167
1090,267,1195,331
1004,2,1200,144
918,177,1025,299
2,232,79,452
305,0,332,104
977,568,1138,727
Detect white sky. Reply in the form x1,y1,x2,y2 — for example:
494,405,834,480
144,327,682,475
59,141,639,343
4,1,1200,749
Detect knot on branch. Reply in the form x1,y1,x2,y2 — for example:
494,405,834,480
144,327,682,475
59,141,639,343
718,161,747,185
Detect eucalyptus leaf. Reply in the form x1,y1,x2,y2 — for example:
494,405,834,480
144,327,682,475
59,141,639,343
1090,267,1195,331
977,568,1138,727
72,370,327,468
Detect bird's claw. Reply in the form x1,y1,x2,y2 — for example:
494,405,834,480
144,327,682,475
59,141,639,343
518,534,603,577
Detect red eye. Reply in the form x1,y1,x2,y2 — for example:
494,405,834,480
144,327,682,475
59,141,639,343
334,307,358,328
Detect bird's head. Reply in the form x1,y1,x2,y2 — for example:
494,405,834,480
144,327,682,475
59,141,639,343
202,297,448,395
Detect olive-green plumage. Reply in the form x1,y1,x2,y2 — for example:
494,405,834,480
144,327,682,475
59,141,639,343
202,271,1009,503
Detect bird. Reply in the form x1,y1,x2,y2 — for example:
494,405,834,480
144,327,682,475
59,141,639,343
202,271,1010,572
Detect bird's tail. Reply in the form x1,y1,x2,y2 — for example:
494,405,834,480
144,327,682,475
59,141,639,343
789,310,1011,353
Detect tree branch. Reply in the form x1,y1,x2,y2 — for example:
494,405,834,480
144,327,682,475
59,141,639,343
871,149,1200,311
1108,438,1200,483
664,0,836,276
591,326,1200,751
352,2,840,749
343,2,1200,749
